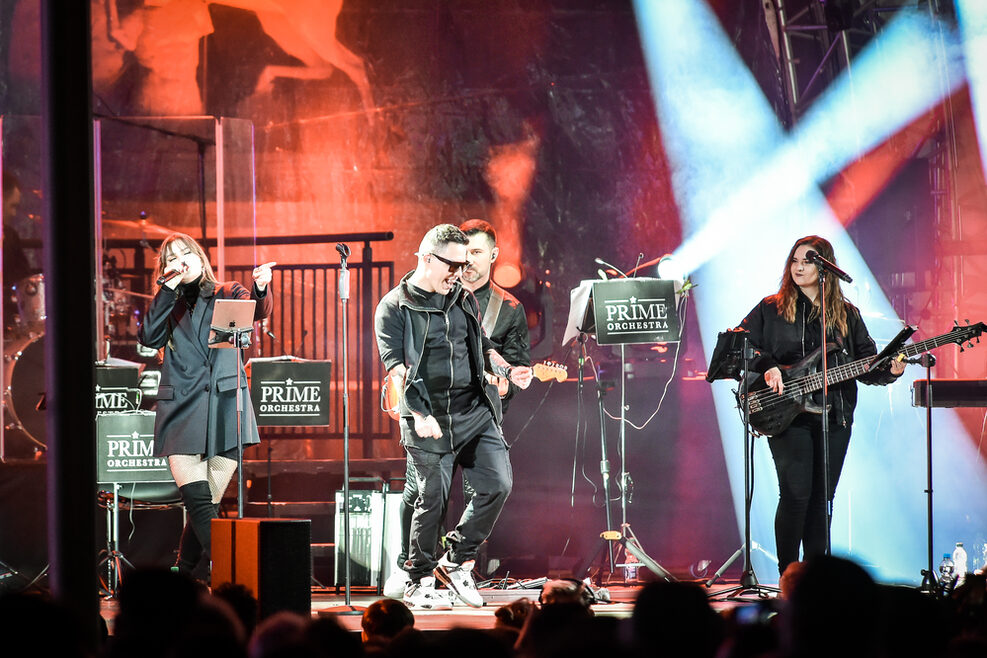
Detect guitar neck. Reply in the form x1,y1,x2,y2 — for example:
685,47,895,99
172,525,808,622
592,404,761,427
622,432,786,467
801,333,958,392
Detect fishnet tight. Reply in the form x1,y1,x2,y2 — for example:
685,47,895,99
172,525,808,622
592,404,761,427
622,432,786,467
168,454,237,504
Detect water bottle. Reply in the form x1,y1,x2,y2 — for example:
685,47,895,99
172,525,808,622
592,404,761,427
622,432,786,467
952,542,968,586
938,553,955,588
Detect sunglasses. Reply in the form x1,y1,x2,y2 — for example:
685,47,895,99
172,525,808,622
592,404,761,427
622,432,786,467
428,252,469,274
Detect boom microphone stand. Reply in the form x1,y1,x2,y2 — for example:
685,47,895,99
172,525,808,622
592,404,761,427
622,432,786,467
817,265,833,554
806,249,853,555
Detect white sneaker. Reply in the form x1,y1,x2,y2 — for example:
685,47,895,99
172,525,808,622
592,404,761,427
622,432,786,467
383,569,411,599
433,553,484,608
403,576,452,610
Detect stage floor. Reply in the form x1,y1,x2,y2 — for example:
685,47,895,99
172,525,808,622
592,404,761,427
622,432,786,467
99,580,775,633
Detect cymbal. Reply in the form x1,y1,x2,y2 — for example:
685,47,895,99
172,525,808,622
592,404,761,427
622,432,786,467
102,218,174,237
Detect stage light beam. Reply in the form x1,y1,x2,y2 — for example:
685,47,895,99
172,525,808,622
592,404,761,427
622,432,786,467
956,0,987,183
633,0,987,583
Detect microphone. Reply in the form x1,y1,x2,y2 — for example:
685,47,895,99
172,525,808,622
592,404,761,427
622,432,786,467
261,318,276,341
156,263,188,286
805,250,852,283
594,257,628,278
903,354,935,367
337,243,351,302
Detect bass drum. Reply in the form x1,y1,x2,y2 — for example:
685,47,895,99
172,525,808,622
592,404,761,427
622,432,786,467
3,333,47,449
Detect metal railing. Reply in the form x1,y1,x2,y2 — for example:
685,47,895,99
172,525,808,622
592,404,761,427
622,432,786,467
104,232,397,456
229,257,396,451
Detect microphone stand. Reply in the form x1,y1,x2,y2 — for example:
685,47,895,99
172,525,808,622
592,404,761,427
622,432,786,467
328,244,362,615
817,265,833,555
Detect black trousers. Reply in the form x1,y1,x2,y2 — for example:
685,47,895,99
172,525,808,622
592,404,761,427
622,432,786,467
402,406,512,582
767,417,852,575
397,452,478,570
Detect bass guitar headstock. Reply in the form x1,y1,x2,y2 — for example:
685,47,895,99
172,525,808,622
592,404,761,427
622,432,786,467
951,320,986,352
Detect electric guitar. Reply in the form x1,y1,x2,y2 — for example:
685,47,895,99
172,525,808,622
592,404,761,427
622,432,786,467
739,322,985,437
381,361,568,421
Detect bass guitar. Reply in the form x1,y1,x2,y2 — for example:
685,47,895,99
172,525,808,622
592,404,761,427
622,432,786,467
381,361,568,421
739,322,985,436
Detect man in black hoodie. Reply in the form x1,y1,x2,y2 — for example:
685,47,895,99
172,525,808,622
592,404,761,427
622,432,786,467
375,224,531,609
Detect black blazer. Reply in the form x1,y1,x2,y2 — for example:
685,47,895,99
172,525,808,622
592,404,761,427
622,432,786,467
138,280,273,457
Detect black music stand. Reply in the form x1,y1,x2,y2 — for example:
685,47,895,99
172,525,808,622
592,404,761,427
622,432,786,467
209,299,256,519
95,410,177,597
247,356,332,517
247,356,332,589
566,277,680,583
705,329,779,600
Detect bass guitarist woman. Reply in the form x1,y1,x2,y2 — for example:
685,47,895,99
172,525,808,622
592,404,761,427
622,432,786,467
738,235,903,575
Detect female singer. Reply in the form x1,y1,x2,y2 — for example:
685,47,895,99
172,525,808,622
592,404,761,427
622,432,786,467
137,233,274,580
739,235,903,575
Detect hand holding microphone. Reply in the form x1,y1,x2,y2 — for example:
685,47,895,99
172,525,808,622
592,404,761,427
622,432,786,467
157,262,189,288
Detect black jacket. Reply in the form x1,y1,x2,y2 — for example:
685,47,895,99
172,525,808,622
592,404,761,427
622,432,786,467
470,280,530,411
739,291,897,428
138,279,272,457
375,272,502,444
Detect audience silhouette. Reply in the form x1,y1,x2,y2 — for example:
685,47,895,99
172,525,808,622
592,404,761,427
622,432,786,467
0,554,985,658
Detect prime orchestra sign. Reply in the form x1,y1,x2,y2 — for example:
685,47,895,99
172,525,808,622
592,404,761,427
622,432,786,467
96,412,171,483
591,278,681,345
249,359,332,427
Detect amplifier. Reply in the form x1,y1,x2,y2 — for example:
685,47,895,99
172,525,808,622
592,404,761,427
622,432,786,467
333,491,403,587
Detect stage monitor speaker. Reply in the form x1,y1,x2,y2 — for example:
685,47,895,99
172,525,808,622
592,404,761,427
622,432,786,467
334,491,403,587
212,519,311,619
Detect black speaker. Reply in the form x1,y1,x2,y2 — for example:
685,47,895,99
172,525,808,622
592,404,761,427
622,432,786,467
212,519,311,618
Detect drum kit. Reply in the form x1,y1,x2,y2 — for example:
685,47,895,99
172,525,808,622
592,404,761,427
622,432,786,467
1,216,168,458
3,273,47,453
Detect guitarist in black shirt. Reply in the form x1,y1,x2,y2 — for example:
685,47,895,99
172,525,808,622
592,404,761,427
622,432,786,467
738,235,904,575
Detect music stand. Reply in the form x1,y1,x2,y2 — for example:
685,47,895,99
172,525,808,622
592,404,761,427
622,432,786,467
95,411,176,596
566,278,680,583
705,329,779,600
209,299,256,519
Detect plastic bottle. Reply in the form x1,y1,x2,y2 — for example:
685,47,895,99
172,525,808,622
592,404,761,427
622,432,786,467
938,553,955,587
952,542,968,586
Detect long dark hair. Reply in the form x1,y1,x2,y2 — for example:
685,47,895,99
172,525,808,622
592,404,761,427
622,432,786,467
153,233,218,293
769,235,849,336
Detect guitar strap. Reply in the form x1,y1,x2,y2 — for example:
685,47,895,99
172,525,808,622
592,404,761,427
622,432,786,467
481,285,505,338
